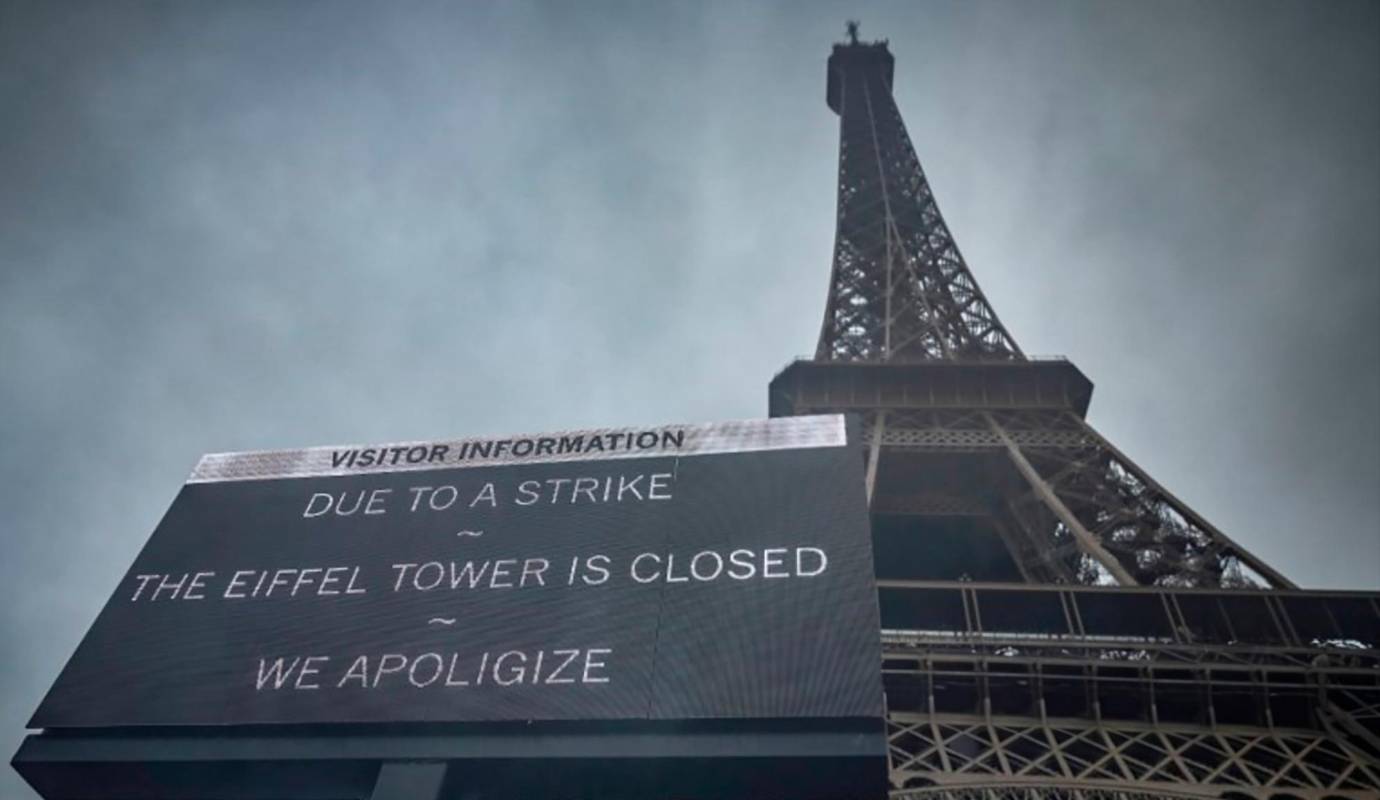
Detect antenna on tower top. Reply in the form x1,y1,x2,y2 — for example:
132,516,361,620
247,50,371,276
845,20,860,45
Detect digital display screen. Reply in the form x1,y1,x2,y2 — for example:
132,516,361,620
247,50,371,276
31,415,883,728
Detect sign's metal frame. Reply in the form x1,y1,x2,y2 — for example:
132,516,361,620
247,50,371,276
15,719,886,799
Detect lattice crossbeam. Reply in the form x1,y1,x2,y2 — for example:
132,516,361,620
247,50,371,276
887,714,1380,798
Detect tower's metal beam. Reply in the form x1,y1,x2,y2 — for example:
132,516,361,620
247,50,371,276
984,412,1138,586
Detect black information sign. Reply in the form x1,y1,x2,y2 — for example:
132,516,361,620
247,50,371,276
31,415,882,728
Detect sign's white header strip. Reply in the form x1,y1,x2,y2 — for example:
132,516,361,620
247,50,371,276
188,414,847,484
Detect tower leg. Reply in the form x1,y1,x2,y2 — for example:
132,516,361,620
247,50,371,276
984,411,1137,586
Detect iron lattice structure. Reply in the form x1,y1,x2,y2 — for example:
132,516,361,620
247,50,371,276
816,39,1019,363
770,30,1380,799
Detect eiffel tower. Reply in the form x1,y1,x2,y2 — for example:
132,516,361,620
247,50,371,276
767,26,1380,799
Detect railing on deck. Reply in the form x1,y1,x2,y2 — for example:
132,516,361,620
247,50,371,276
878,580,1380,652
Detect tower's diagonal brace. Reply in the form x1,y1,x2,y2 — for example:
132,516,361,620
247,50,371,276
984,409,1291,588
1074,417,1296,589
985,412,1137,586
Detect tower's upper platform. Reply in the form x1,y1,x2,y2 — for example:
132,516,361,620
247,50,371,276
827,41,894,114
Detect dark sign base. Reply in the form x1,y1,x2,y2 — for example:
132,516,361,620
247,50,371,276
13,719,887,800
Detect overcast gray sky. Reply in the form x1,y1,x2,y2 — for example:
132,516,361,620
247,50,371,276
2,1,1377,795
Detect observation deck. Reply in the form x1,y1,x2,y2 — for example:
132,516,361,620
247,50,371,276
769,357,1095,419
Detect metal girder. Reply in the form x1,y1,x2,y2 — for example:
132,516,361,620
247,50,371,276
893,787,1228,800
845,405,1291,589
885,712,1380,798
873,582,1380,797
987,410,1292,589
985,412,1139,586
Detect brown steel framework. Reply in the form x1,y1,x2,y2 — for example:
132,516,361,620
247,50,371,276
770,27,1380,798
